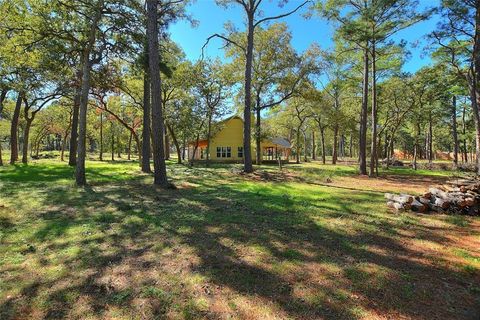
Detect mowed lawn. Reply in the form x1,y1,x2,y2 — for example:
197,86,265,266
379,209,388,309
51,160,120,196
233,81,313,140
0,159,479,319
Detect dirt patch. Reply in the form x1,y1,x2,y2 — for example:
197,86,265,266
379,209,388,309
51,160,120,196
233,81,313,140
243,170,301,183
329,174,448,194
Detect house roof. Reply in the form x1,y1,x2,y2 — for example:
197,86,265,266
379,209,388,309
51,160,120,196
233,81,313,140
187,115,291,149
269,137,292,148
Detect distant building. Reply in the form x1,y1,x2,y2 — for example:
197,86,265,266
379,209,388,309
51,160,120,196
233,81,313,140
188,116,291,162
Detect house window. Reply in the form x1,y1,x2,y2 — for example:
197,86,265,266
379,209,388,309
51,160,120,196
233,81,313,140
216,147,232,158
238,147,243,158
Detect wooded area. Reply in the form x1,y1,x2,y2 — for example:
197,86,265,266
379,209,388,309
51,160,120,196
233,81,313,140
1,1,480,319
0,0,479,185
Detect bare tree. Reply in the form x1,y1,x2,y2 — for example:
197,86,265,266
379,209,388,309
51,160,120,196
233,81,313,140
204,0,309,173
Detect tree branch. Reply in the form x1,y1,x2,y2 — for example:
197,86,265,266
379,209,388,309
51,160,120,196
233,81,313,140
253,0,310,28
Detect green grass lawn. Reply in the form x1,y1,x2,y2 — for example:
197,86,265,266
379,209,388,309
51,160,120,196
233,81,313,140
0,159,479,319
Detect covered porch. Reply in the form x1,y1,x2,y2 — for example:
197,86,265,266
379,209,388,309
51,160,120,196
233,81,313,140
260,138,291,163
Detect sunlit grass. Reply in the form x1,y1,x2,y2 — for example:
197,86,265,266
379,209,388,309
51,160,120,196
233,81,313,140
0,159,478,319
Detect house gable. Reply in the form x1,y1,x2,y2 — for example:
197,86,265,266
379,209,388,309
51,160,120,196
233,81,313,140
210,116,244,160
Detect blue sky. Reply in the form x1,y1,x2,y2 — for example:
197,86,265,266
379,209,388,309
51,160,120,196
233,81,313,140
169,0,440,73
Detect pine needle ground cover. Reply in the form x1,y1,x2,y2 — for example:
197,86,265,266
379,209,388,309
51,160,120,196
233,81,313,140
0,160,479,319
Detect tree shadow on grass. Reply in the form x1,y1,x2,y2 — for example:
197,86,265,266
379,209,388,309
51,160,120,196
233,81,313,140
0,164,479,319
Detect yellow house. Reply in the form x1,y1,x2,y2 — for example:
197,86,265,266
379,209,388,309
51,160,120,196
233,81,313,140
188,116,291,162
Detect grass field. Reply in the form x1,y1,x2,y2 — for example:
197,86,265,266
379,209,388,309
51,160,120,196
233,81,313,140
0,159,479,319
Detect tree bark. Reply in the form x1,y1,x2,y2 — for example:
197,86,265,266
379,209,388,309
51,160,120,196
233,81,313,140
22,119,33,164
370,42,378,176
111,121,115,161
166,123,181,164
452,95,459,168
312,131,316,160
147,0,169,187
413,123,420,170
296,127,301,164
0,89,7,166
128,131,133,160
349,134,353,158
61,131,69,162
206,112,212,167
182,137,186,160
141,65,151,172
320,126,326,164
10,93,23,165
428,111,433,164
359,47,369,175
99,112,103,161
75,1,103,186
413,142,418,171
303,131,308,162
243,10,254,173
164,125,170,160
69,69,82,166
473,3,480,172
0,89,5,113
467,80,480,173
332,125,338,165
255,107,261,164
60,112,72,162
463,102,468,163
116,132,121,158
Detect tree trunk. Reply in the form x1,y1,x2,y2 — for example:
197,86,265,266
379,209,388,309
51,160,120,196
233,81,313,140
474,3,480,166
370,43,378,176
413,123,420,170
383,132,389,159
61,131,69,162
69,69,82,166
75,1,103,186
141,65,151,172
467,80,480,173
206,113,212,167
128,131,133,160
99,112,103,161
110,122,114,161
320,126,326,164
190,134,201,166
0,89,7,166
452,95,459,168
359,47,369,175
36,136,43,157
164,125,170,160
133,133,141,162
386,138,392,170
117,132,121,158
303,131,307,162
166,123,181,164
147,0,169,187
243,11,254,173
10,93,23,165
349,134,353,158
22,119,33,164
428,111,433,164
332,125,338,165
463,102,468,163
182,137,186,160
312,131,316,160
255,107,262,164
296,127,300,164
413,142,418,171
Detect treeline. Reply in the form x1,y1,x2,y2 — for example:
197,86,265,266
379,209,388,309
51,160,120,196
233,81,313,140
0,0,479,188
